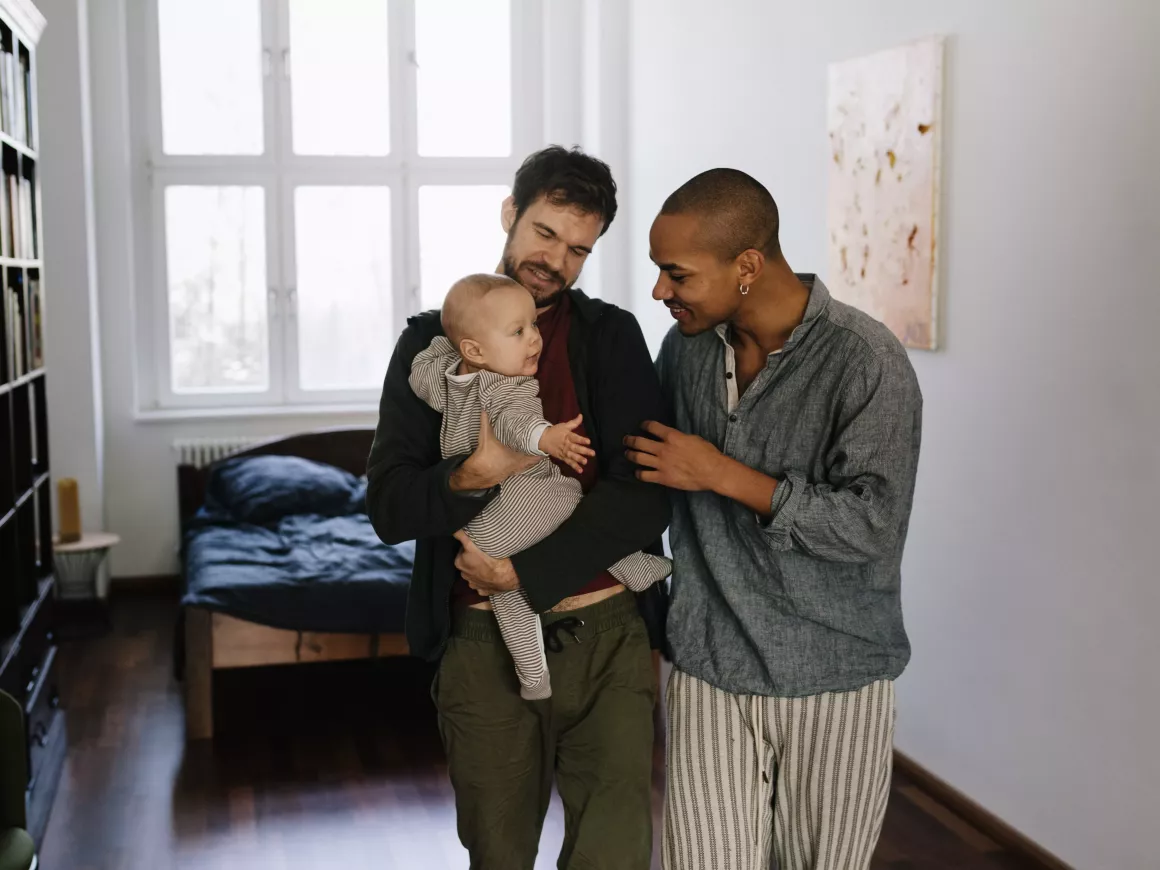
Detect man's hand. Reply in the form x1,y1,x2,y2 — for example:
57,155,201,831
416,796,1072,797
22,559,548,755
627,420,780,516
450,410,540,492
538,414,596,474
624,421,728,492
453,531,519,596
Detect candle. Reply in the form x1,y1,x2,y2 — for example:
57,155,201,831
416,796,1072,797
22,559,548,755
58,478,81,543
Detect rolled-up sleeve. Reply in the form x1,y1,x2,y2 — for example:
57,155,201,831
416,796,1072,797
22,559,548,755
759,477,794,527
759,350,922,563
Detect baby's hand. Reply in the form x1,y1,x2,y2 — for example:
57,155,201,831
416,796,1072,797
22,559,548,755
538,414,596,474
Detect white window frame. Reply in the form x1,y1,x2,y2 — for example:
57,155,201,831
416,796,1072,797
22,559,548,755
131,0,544,411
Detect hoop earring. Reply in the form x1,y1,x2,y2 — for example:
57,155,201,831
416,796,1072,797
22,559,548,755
739,284,750,296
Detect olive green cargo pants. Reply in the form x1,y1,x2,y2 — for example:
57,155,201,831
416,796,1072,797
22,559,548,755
433,591,657,870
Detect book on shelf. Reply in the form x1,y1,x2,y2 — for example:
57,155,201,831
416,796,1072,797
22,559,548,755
16,282,23,375
0,48,8,136
3,282,11,377
29,182,35,257
14,175,21,258
0,172,8,259
28,368,37,464
1,281,10,380
9,54,17,143
28,275,41,369
5,280,24,379
6,173,17,257
21,52,30,145
1,50,13,140
24,176,33,258
13,281,24,377
6,51,16,142
15,52,25,144
18,174,30,258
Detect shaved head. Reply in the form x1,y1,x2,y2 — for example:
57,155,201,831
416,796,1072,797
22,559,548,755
441,273,527,348
660,168,781,262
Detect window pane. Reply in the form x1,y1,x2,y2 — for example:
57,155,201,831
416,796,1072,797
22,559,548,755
418,185,509,311
158,0,263,155
294,187,393,391
165,187,268,393
289,1,390,156
416,0,511,156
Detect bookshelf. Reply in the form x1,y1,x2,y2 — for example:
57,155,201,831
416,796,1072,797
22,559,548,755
0,0,63,849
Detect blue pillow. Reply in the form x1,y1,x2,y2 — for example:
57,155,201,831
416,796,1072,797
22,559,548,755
206,455,362,524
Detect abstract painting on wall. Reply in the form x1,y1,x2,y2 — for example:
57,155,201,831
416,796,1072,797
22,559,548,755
827,36,944,350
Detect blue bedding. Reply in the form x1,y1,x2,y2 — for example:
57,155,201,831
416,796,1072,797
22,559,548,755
181,456,414,634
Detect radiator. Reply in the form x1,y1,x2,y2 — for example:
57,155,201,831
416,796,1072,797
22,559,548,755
173,437,267,468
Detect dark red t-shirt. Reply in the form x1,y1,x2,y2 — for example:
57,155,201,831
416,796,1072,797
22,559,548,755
453,293,620,606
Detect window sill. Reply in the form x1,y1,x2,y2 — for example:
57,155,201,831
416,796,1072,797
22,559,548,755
134,403,379,423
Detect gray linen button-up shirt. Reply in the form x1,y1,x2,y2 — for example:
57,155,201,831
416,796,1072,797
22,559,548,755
657,275,923,697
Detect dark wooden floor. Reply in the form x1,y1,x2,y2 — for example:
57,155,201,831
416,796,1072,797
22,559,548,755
38,593,1037,870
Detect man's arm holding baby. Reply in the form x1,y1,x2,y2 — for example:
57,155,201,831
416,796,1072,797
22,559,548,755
367,321,535,544
456,310,672,611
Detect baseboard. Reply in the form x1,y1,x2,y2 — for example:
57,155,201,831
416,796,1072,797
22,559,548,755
893,750,1073,870
110,574,180,595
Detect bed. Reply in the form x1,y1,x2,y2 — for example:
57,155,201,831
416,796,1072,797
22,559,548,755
178,428,413,740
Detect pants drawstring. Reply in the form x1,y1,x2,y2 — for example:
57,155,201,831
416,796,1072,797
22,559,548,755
543,616,584,653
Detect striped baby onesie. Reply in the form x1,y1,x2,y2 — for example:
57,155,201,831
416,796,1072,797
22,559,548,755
410,335,671,699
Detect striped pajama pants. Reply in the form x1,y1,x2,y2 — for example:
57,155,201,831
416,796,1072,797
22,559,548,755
663,669,895,870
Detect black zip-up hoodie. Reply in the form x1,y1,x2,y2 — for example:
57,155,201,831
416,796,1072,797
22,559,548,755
366,288,671,661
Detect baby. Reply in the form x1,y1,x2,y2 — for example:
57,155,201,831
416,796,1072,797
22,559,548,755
409,273,671,700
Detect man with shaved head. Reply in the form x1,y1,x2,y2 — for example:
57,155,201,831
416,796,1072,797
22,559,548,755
626,169,923,869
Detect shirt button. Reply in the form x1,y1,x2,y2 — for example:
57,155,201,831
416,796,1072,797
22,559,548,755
725,372,734,379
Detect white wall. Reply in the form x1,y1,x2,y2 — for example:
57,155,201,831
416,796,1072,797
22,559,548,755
627,1,1160,867
38,0,107,588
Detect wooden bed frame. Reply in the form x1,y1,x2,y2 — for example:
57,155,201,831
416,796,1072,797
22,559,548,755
178,426,663,740
178,427,409,740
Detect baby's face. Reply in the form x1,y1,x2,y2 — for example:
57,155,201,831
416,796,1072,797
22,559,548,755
470,284,543,377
